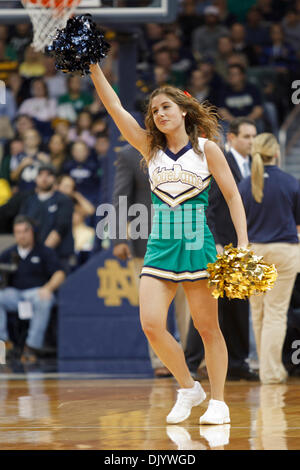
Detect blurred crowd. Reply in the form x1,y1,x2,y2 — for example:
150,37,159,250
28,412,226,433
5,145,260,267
0,0,300,367
1,0,300,248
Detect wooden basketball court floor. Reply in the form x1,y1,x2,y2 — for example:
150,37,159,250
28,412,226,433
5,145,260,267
0,373,299,451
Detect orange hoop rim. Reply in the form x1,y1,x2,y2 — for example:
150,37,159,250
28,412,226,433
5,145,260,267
22,0,81,10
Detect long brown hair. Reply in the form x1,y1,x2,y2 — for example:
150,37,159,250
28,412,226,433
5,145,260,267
143,86,221,167
251,133,279,203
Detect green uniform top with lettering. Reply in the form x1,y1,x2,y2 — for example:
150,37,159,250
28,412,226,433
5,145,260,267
140,137,217,282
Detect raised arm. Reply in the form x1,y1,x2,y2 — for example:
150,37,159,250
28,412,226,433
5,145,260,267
89,64,148,156
48,16,148,156
205,140,249,248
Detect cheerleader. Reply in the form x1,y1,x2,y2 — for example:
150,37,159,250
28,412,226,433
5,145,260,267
89,61,250,424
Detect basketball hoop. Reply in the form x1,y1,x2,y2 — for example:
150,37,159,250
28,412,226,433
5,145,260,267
22,0,82,52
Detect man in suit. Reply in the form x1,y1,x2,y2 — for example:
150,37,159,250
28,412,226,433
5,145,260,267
112,144,191,378
185,117,259,380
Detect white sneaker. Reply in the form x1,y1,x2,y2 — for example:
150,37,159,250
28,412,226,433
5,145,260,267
166,426,192,449
199,399,230,425
200,424,231,447
166,381,206,424
167,426,207,451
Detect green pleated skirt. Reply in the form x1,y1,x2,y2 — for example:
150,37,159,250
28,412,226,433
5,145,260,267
140,191,217,282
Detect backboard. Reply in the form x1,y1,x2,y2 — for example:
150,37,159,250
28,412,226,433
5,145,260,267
0,0,177,23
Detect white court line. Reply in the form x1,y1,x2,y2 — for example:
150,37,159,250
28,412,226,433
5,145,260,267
0,425,300,430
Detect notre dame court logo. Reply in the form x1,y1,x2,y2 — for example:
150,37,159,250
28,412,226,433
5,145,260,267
97,259,139,306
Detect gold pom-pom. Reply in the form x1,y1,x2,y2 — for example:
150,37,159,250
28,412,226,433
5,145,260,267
207,244,278,300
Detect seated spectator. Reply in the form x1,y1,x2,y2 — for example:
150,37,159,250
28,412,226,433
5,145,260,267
230,22,259,65
62,140,100,206
8,23,33,62
177,0,203,47
282,8,300,56
218,64,264,129
19,45,46,79
198,56,225,100
260,23,297,73
214,35,234,80
153,65,169,88
10,128,50,191
56,174,95,218
100,40,119,92
14,114,35,140
86,89,108,120
18,78,57,123
259,23,297,121
256,0,282,23
68,110,96,148
51,117,71,142
10,138,25,164
143,22,165,53
7,72,30,107
187,68,220,106
296,0,300,18
0,137,24,185
166,30,196,73
226,1,256,23
194,0,216,15
192,6,229,61
226,51,249,69
153,30,195,81
48,134,67,174
0,25,17,60
20,164,74,269
226,53,279,135
214,0,237,27
0,214,65,363
94,133,110,160
72,204,95,253
152,48,187,88
0,39,18,83
58,75,93,123
43,55,67,100
245,6,270,48
91,118,109,137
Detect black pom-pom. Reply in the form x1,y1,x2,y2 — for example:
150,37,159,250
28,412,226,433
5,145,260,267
45,14,110,76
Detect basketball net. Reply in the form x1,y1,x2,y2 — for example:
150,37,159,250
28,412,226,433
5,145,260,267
21,0,82,52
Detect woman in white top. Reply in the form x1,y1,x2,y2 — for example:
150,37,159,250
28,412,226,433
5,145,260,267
18,78,57,123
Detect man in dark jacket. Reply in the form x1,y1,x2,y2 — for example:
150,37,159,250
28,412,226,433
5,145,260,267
185,117,259,380
19,164,74,271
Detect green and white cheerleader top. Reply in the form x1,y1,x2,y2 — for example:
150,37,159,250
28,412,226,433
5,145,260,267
140,137,217,282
